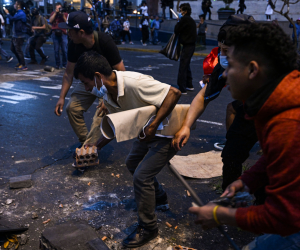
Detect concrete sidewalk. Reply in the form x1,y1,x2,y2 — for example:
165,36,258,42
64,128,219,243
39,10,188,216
2,38,213,57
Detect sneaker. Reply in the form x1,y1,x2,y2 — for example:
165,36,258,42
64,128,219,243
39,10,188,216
143,43,147,46
16,65,28,71
40,56,49,65
24,56,31,60
129,41,134,44
186,87,194,91
156,193,169,212
181,92,187,95
6,56,13,63
122,225,158,248
61,66,66,70
55,66,60,70
122,41,126,44
28,60,38,64
214,142,226,150
14,63,21,68
140,39,143,45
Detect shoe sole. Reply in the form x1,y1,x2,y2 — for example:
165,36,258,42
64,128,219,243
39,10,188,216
214,142,224,151
122,233,158,248
7,57,13,63
186,88,194,91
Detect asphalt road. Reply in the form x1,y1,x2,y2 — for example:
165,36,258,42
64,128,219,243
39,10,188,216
0,42,258,249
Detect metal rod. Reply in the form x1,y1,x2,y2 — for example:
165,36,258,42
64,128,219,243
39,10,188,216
169,164,241,250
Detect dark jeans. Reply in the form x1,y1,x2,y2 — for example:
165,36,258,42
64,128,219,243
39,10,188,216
126,138,176,230
141,26,149,43
177,44,195,92
11,37,25,66
51,33,68,67
122,30,131,42
29,35,46,61
266,15,271,20
221,100,258,190
198,33,206,46
237,7,245,14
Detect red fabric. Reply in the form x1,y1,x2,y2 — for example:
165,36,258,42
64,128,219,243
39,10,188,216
236,70,300,236
203,47,218,75
50,12,68,35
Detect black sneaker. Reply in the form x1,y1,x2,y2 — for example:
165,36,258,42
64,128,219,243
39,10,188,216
122,225,158,248
28,60,38,64
156,193,169,211
6,56,13,63
55,65,60,70
40,56,49,65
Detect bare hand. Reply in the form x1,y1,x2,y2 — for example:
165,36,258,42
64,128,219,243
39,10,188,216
84,143,97,149
54,97,64,116
188,203,219,229
171,126,190,151
221,180,248,198
139,124,157,142
4,8,9,14
203,74,210,85
96,101,108,117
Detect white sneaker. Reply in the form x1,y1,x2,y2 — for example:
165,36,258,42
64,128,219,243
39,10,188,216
129,41,134,44
181,92,187,95
186,87,194,91
122,41,125,44
143,43,147,46
214,142,226,150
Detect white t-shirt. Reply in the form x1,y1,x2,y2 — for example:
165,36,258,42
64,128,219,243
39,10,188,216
0,14,4,29
140,6,148,15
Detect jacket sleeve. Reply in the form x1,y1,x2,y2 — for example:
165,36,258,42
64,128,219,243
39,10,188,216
7,11,26,22
236,119,300,236
174,20,184,35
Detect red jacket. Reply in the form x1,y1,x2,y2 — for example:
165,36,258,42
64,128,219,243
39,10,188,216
235,70,300,236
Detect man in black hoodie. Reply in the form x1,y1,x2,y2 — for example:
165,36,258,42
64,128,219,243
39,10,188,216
174,3,197,94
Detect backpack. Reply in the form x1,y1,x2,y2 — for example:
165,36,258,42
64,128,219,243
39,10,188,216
38,15,52,36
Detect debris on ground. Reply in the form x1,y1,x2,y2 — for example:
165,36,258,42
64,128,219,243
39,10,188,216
9,175,32,189
5,199,13,205
32,212,38,219
43,219,50,224
165,222,172,228
186,190,191,197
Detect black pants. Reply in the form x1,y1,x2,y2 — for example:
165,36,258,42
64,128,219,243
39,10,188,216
122,30,131,42
198,33,206,46
126,138,176,230
237,7,245,14
11,37,25,66
221,100,258,190
177,44,195,92
141,25,149,44
266,15,271,20
207,8,212,19
29,35,46,61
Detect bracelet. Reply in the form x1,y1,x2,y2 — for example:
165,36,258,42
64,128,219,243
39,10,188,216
213,205,221,225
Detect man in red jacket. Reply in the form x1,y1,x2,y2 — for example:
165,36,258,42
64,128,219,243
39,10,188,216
189,23,300,249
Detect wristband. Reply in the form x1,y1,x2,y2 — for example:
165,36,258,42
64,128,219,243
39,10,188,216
213,205,221,225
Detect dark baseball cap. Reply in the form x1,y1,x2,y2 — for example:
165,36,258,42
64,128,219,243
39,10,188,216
58,11,93,30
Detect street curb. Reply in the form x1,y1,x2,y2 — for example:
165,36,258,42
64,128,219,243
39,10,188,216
2,38,209,57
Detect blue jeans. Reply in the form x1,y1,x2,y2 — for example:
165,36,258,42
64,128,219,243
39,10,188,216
51,32,67,67
153,29,159,44
243,232,300,250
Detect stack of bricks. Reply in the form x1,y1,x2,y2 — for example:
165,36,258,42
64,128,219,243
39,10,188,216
75,146,99,168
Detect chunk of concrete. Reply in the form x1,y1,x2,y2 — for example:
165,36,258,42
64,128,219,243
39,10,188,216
40,221,109,250
10,175,32,189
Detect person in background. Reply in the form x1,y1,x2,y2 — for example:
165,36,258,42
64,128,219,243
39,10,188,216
121,17,133,44
206,0,212,20
102,15,110,31
174,3,197,93
4,0,27,70
140,2,148,16
197,15,207,49
151,15,164,45
265,0,274,21
49,2,68,70
148,15,154,44
201,0,207,20
28,7,48,65
139,13,149,46
237,0,246,14
289,18,300,49
0,12,13,62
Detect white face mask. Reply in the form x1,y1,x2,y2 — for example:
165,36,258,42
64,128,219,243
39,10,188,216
91,77,108,98
220,55,229,69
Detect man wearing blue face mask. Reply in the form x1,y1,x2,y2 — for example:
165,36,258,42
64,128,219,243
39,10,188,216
74,51,181,248
172,15,265,203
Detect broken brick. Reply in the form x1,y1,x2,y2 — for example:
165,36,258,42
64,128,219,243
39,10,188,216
9,175,32,189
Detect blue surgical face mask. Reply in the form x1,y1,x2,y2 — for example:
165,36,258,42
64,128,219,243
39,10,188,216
91,77,108,98
178,13,183,19
220,55,228,69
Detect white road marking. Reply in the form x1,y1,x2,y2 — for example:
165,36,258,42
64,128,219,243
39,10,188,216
0,83,15,89
197,119,223,126
52,95,70,100
2,74,39,77
0,89,38,101
158,64,173,66
11,89,49,96
40,85,62,89
0,98,18,104
33,77,52,81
